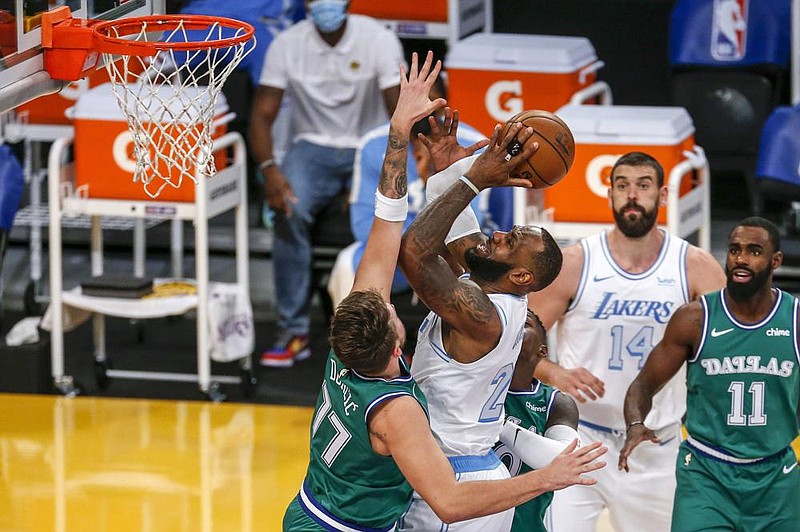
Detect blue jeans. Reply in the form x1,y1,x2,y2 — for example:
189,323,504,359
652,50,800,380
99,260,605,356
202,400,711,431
273,140,354,335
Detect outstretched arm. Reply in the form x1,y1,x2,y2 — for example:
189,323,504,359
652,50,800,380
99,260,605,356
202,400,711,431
399,124,538,351
618,301,702,471
499,385,581,470
351,51,446,301
370,396,607,524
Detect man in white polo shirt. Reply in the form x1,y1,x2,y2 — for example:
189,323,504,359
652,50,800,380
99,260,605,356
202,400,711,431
249,0,405,367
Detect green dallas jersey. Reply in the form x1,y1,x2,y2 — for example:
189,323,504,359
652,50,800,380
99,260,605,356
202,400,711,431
290,350,428,531
494,380,558,532
688,289,800,458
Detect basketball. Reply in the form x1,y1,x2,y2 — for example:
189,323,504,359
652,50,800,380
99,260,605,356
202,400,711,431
501,110,576,189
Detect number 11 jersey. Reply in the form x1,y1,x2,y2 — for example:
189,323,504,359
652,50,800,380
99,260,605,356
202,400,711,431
689,289,800,458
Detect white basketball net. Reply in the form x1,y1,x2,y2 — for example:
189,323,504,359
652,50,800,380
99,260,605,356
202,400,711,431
100,19,254,198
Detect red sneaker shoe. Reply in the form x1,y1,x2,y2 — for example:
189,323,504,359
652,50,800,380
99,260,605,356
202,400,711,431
260,334,310,368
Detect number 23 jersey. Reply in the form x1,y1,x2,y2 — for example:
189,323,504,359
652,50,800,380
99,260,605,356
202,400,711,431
412,292,528,456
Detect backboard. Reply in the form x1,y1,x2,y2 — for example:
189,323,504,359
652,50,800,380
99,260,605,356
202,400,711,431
0,0,164,114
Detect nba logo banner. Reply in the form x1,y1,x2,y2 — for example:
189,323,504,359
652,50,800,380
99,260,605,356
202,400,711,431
711,0,748,60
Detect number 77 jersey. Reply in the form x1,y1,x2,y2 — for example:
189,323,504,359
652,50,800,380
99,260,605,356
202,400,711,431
300,351,428,530
688,289,800,458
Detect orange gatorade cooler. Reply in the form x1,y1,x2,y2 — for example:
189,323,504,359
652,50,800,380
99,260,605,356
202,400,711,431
350,0,447,22
446,33,603,135
16,63,143,125
70,82,229,202
545,104,697,227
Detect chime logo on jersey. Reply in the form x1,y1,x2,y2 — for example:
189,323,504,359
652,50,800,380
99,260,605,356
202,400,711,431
765,327,790,337
591,291,675,323
711,0,748,61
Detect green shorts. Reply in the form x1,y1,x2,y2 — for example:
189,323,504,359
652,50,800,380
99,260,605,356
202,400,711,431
283,498,325,531
672,441,800,532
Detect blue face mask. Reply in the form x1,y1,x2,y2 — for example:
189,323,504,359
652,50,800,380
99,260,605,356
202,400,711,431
309,0,348,33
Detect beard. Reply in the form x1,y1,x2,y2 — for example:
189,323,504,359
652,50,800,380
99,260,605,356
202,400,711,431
465,248,512,283
725,264,772,301
613,201,658,238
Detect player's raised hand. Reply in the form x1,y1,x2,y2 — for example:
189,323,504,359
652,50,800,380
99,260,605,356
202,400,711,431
418,107,489,173
464,122,539,190
391,51,447,133
541,439,607,490
618,423,660,472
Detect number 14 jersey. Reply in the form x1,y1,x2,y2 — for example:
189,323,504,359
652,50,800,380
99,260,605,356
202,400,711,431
555,230,690,432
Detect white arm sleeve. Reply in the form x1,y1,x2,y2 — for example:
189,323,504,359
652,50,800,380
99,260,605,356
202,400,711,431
425,155,482,244
499,420,579,470
544,424,581,446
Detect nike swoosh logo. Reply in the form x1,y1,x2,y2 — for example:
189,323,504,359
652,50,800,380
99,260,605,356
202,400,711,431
593,275,614,282
784,462,798,474
710,328,734,337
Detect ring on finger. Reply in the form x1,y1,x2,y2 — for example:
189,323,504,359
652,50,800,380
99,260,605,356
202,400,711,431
504,153,513,162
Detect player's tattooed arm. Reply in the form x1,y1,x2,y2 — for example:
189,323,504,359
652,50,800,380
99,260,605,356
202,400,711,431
445,233,485,271
379,130,409,199
400,181,501,341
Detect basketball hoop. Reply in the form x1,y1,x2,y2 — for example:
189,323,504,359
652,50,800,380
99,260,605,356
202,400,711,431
42,8,255,198
93,15,255,198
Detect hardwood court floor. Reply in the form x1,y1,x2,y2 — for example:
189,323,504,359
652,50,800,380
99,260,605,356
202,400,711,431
2,393,798,532
0,393,312,532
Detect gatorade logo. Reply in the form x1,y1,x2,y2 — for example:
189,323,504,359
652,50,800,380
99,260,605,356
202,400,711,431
112,131,137,173
585,154,620,198
485,80,523,123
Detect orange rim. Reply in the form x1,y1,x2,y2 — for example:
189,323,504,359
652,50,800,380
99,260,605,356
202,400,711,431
92,14,255,56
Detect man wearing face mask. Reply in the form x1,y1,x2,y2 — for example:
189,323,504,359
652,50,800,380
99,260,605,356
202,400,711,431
527,151,726,532
249,0,405,368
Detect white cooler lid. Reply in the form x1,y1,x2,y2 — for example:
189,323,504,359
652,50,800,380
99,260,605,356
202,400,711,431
70,82,229,122
445,33,598,73
555,104,695,145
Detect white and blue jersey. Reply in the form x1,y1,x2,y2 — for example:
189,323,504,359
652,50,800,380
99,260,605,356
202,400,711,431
411,292,529,457
556,230,690,432
349,122,488,292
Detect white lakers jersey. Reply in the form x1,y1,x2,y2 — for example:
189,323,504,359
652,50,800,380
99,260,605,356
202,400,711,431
556,230,689,431
412,292,528,456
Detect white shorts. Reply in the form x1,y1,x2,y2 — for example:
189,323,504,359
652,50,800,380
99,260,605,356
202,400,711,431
547,421,680,532
397,452,514,531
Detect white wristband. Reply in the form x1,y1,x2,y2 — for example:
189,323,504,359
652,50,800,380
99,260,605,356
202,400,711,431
374,191,408,222
258,158,277,171
459,175,480,195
